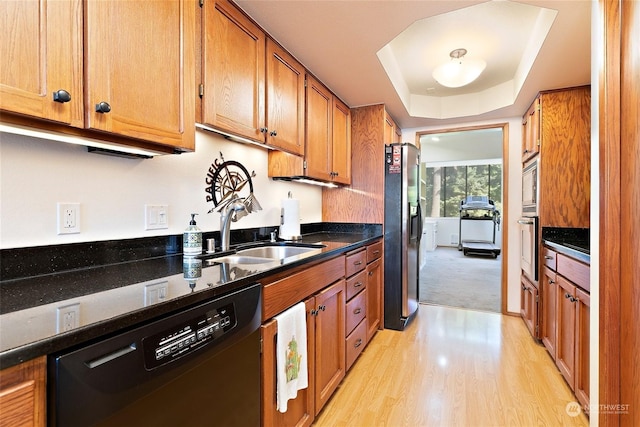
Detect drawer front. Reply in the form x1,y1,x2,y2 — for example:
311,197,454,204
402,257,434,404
366,241,383,263
346,289,366,335
263,255,345,321
557,254,590,292
345,249,366,278
543,247,557,270
345,270,366,301
345,318,367,371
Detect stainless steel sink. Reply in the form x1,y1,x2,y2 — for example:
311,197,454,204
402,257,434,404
209,255,276,265
236,245,322,259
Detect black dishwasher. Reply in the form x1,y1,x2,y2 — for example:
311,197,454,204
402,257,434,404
48,284,261,427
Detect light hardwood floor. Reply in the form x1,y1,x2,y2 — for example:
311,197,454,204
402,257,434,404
314,304,589,426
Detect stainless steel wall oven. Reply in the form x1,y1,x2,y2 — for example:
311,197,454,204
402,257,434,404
518,216,538,282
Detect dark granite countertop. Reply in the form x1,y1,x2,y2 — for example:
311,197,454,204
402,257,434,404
0,223,382,368
541,227,590,264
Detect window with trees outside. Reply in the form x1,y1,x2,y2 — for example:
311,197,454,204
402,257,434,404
423,163,502,218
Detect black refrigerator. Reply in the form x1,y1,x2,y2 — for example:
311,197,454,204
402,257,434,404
384,143,422,330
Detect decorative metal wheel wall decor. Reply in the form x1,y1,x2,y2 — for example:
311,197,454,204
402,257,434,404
205,152,262,220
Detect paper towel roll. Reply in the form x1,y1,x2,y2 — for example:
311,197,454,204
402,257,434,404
280,198,301,240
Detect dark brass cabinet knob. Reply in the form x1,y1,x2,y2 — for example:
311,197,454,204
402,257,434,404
53,90,71,103
95,102,111,114
260,127,268,133
269,130,277,137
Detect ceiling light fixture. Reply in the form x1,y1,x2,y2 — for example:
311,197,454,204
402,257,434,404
432,48,486,88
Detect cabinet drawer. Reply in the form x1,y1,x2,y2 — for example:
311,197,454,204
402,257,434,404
263,256,345,321
366,241,383,263
543,247,557,270
345,270,366,301
345,319,367,371
345,289,366,335
557,254,590,292
543,266,557,285
345,249,366,278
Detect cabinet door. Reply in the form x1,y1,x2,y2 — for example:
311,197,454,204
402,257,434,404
384,112,395,143
556,276,576,389
522,98,540,162
85,0,195,149
366,257,382,342
574,287,590,410
202,0,265,143
0,357,46,427
262,298,315,427
266,39,305,155
538,87,591,228
0,0,83,127
305,75,332,181
314,279,345,415
331,97,352,184
540,266,558,359
520,274,538,338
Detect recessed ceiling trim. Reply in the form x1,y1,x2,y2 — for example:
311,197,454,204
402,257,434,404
377,1,558,120
409,80,515,120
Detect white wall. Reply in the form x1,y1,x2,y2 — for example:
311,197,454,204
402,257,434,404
0,130,322,249
402,117,522,314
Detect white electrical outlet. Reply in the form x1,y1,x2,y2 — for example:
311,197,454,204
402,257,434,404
144,281,169,306
57,303,80,332
57,203,81,234
145,205,169,230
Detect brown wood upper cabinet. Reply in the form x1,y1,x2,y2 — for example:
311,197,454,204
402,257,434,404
528,86,591,228
384,112,401,144
0,0,83,127
200,0,305,155
268,75,351,185
1,0,196,152
521,97,540,163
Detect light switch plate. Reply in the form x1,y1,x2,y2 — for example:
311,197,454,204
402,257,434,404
145,204,169,230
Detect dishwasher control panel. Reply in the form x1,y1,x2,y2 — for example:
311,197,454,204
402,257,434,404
142,302,236,370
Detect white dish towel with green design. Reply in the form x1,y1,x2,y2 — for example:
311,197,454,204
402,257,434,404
275,302,308,412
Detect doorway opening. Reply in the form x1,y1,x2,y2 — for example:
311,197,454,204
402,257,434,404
416,124,509,313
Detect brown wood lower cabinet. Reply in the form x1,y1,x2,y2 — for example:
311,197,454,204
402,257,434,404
520,274,539,339
365,240,383,342
574,288,590,411
262,298,316,427
0,356,46,427
262,279,346,426
540,266,558,357
540,245,590,412
556,276,577,387
261,256,346,427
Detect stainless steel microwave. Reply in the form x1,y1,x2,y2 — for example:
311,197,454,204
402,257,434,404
522,158,538,215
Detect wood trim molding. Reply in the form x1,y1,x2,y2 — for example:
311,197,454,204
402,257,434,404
598,0,621,425
415,123,510,315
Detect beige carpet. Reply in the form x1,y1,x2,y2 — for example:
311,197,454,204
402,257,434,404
419,246,501,312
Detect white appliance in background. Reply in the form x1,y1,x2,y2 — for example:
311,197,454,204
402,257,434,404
423,221,438,252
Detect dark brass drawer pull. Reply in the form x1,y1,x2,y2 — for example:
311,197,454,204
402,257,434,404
353,308,361,315
354,339,363,348
354,281,363,288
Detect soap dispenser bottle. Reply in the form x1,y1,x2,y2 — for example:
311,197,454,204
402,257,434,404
183,213,202,255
